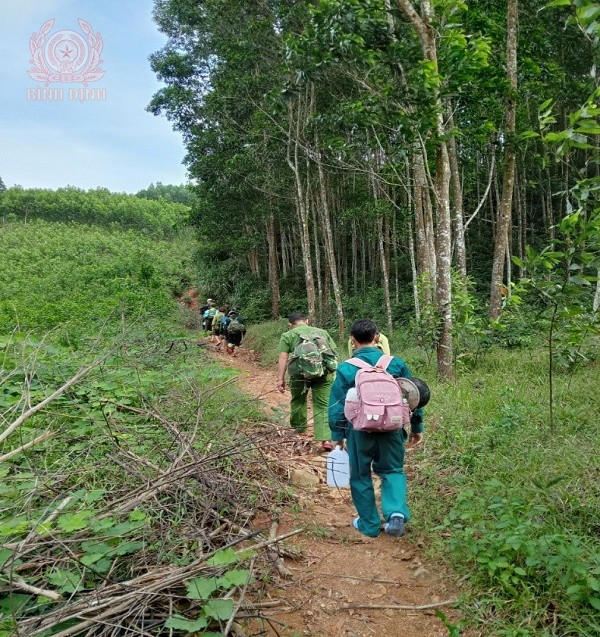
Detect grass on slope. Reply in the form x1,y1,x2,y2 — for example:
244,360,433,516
0,220,277,636
0,220,193,346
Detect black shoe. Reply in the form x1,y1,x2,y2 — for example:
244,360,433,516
383,514,405,537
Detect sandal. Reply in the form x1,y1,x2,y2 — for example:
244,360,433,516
321,441,334,452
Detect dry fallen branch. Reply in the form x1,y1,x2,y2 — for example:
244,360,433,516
224,557,255,636
2,576,63,602
0,428,59,463
0,355,106,444
20,529,303,636
341,599,459,611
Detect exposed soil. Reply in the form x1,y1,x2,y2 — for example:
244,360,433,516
197,332,460,637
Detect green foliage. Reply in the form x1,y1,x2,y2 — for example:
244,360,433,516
443,481,600,618
0,186,189,236
0,220,194,342
166,560,252,633
411,272,487,367
244,319,289,366
0,215,270,634
408,342,600,635
136,181,197,206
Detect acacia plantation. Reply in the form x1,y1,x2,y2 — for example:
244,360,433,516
150,0,600,378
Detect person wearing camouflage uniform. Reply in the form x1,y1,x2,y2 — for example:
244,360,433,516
277,313,338,446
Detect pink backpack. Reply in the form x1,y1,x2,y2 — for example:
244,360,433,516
343,356,410,432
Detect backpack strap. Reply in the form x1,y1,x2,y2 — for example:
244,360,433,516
375,355,394,371
347,357,373,371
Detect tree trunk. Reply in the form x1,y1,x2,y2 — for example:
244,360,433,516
447,106,467,279
280,228,288,278
311,186,323,317
361,231,367,291
516,171,525,279
316,147,345,336
397,0,453,378
267,214,280,318
392,205,400,302
352,219,358,293
434,135,454,379
405,157,421,322
286,95,316,322
489,0,518,320
413,148,432,287
378,217,394,334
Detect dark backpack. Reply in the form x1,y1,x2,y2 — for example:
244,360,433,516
227,318,246,335
287,330,338,380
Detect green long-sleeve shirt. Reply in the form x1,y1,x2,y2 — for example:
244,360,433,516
328,346,424,442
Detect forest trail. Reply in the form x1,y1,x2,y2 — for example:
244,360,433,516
195,326,460,636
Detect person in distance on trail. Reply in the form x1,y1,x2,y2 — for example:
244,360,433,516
214,305,229,347
203,301,217,334
199,298,213,330
328,319,424,539
277,312,338,451
347,329,390,356
211,305,225,344
225,309,246,357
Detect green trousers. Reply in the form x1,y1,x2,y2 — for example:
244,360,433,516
289,374,333,441
346,427,410,537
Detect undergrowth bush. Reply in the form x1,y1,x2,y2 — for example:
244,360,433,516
408,345,600,635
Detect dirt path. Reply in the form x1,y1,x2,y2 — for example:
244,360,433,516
201,336,460,637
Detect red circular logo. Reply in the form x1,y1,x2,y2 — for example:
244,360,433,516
44,30,88,74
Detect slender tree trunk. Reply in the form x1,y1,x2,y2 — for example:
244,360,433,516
397,0,453,378
548,172,555,239
489,0,518,320
286,95,316,322
361,232,367,292
434,136,454,378
405,157,421,322
516,171,525,278
423,169,438,292
593,269,600,312
413,148,432,291
506,208,512,298
392,205,400,303
316,147,345,335
408,214,421,323
378,217,394,334
310,184,323,318
267,214,280,318
447,106,467,278
280,228,288,278
352,219,358,293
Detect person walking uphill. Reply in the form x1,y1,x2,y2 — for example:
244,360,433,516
277,313,338,450
329,319,424,538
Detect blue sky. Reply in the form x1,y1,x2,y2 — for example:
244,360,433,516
0,0,187,193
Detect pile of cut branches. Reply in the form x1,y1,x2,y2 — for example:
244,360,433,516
0,337,301,636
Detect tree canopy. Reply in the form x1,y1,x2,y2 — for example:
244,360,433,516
149,0,600,378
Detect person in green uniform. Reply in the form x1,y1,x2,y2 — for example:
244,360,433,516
347,330,390,356
329,319,424,538
277,313,338,450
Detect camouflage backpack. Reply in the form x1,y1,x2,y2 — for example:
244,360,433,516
287,330,338,380
227,317,246,335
